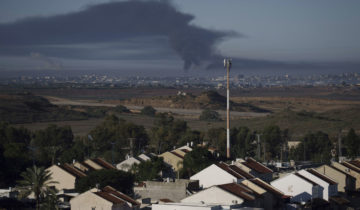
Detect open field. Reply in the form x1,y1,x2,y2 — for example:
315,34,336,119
8,85,360,139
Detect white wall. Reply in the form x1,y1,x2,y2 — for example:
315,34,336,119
190,165,237,188
152,203,220,210
47,165,76,191
70,191,113,210
181,186,244,205
271,174,317,203
297,170,337,201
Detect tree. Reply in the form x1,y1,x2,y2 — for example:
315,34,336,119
114,105,130,113
150,113,189,153
231,127,256,158
32,124,74,165
0,123,32,187
199,109,221,121
262,125,282,160
141,106,156,116
17,165,58,210
75,169,134,194
88,115,149,162
290,131,332,163
207,127,226,157
343,128,360,158
131,156,168,181
181,147,215,178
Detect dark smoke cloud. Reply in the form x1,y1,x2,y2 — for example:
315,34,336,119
0,0,235,70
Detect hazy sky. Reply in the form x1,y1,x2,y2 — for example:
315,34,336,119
0,0,359,76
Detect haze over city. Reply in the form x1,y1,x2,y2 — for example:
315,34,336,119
1,0,360,77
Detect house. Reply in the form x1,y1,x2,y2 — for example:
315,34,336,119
331,161,360,190
242,178,288,210
137,153,152,161
116,157,142,172
190,162,254,188
47,163,86,191
297,169,338,201
158,151,184,172
315,164,356,192
70,186,140,210
271,172,323,203
181,183,259,208
235,158,273,182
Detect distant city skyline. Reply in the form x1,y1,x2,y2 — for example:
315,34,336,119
0,0,360,76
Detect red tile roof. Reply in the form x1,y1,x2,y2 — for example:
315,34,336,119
102,186,140,206
92,158,116,169
295,173,319,186
170,151,184,159
58,163,87,178
342,162,360,173
159,198,174,203
229,165,255,179
307,169,337,185
243,158,273,174
215,162,245,179
250,178,286,198
218,183,255,201
349,160,360,168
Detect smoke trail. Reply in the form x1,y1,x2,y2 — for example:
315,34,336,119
0,0,234,70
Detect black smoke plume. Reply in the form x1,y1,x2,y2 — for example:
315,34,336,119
0,0,234,70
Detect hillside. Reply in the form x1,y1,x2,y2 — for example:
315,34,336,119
0,92,89,123
122,90,270,113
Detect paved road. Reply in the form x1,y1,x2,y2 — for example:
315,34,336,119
46,96,268,118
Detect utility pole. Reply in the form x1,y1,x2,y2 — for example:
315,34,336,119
224,58,232,159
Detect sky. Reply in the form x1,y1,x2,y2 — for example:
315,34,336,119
0,0,360,76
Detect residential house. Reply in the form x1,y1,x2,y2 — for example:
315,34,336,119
159,151,185,172
181,183,259,208
190,162,254,188
271,172,323,203
47,163,87,191
297,169,338,201
315,164,356,192
70,186,140,210
331,161,360,190
116,157,142,172
235,158,273,182
242,178,288,210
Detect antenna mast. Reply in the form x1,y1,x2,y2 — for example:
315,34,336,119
224,58,232,159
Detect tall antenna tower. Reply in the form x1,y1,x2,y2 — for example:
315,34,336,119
224,58,232,159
